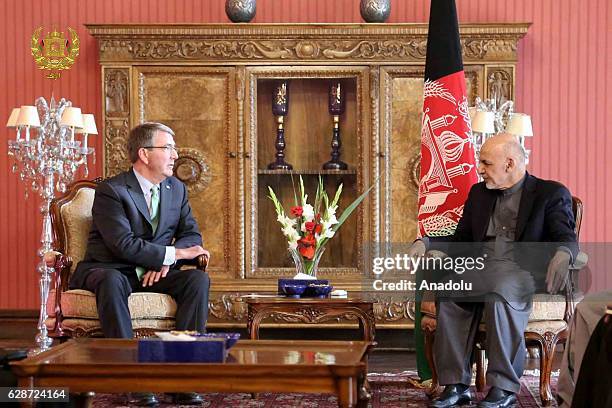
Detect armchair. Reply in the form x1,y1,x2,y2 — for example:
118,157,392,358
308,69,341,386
421,196,586,406
44,179,208,338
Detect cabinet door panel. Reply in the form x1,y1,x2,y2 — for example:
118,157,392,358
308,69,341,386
133,66,238,278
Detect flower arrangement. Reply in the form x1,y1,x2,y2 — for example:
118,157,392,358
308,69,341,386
268,176,373,277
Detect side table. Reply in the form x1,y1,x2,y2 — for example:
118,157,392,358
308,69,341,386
245,297,376,342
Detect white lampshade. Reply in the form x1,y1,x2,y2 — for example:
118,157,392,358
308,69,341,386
506,113,533,137
6,108,20,128
75,114,98,135
471,111,495,134
60,107,83,128
468,106,477,122
16,106,41,127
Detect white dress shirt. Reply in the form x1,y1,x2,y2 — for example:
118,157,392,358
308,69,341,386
133,169,176,266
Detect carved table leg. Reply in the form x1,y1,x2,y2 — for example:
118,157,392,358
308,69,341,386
71,392,95,408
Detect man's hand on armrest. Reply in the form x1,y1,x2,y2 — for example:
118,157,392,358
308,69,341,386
175,246,210,262
408,240,426,259
546,249,571,294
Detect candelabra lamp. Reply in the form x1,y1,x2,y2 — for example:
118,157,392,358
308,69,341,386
268,80,292,170
470,96,533,164
6,96,96,355
323,81,348,170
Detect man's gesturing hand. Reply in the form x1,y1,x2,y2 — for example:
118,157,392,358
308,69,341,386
142,265,170,287
546,250,571,294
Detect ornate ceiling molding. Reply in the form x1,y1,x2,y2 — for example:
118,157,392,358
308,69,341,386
87,23,530,64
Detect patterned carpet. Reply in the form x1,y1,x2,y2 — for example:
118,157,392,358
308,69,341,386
92,371,557,407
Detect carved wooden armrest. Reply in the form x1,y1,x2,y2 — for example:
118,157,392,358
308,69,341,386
196,254,208,271
179,254,209,272
569,251,588,270
43,251,73,333
564,251,588,322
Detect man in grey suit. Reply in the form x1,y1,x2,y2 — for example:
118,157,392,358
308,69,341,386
410,134,578,408
70,122,210,406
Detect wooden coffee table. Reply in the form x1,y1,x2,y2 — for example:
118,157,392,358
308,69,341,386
10,338,373,408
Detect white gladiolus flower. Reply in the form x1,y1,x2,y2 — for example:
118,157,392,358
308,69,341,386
323,228,335,239
323,212,338,226
288,240,298,250
277,214,296,228
302,204,315,221
282,225,300,241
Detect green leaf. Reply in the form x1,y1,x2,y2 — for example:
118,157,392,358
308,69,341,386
316,176,380,251
333,181,375,232
331,183,343,208
299,176,306,207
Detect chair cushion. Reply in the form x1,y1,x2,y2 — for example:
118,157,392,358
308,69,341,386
62,317,176,333
525,320,568,336
48,289,177,320
529,293,567,321
419,293,566,322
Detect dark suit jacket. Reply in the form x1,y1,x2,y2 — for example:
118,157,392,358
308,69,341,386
70,169,202,289
429,173,579,291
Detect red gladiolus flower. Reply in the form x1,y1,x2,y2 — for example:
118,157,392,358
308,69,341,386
298,234,316,259
299,245,315,259
305,221,316,232
290,206,303,217
314,224,322,234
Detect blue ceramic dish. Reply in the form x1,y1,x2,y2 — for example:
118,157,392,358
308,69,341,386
280,283,308,298
308,284,334,298
278,279,329,297
195,332,241,349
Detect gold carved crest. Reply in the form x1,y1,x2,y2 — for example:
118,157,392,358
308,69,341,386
31,27,80,79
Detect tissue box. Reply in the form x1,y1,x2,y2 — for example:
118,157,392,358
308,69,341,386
138,337,226,363
278,278,329,297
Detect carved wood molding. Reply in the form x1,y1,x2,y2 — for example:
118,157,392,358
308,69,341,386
207,293,414,326
87,23,529,64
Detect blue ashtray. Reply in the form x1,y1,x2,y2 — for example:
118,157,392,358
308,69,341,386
280,283,307,298
308,283,334,298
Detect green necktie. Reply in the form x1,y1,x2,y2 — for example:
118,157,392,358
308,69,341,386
150,185,160,232
136,185,161,280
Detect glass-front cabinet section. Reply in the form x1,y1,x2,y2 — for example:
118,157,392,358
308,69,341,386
245,67,371,279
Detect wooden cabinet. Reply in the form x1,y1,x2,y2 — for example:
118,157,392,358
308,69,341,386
88,23,528,328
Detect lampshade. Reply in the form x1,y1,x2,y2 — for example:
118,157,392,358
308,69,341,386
468,106,477,122
471,111,495,134
506,113,533,137
6,108,21,128
60,107,84,128
75,114,98,135
16,106,41,127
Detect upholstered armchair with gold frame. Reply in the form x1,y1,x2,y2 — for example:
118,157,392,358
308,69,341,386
44,179,208,338
421,196,586,406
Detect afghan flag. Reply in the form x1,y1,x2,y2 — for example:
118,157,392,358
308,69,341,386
414,0,478,381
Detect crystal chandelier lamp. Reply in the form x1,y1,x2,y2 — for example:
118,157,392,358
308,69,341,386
6,96,96,355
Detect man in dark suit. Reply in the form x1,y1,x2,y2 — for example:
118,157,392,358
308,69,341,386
411,133,578,408
70,122,210,406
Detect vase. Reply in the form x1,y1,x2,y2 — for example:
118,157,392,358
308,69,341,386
289,247,325,279
360,0,391,23
225,0,256,23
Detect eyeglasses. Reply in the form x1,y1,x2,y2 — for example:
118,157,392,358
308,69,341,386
143,144,178,153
